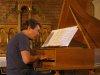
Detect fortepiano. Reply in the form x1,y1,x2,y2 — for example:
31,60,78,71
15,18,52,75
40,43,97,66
36,0,100,75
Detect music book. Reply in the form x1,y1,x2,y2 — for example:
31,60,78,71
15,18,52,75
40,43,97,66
41,26,78,47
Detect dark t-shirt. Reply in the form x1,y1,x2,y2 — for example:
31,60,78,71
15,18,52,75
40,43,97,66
6,32,31,75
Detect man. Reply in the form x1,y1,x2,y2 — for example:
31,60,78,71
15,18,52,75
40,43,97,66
6,19,49,75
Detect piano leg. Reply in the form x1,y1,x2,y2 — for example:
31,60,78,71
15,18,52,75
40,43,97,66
89,69,95,75
54,71,60,75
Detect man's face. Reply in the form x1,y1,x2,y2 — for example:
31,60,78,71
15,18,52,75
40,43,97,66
28,25,40,40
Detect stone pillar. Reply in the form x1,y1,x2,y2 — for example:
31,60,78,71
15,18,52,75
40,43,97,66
92,0,100,20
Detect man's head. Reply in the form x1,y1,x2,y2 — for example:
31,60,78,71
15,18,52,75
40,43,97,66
21,19,41,40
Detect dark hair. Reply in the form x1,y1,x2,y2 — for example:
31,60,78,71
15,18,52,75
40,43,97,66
21,19,41,31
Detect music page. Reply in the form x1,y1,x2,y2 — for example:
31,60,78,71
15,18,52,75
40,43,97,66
41,26,78,47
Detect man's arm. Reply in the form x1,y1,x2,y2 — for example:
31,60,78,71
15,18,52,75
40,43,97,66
21,50,40,64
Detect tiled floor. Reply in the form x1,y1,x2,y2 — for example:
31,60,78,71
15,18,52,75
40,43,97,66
1,69,100,75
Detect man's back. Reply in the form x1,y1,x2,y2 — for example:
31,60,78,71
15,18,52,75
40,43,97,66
6,32,31,75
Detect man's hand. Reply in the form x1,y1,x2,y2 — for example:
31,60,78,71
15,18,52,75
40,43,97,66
39,55,48,60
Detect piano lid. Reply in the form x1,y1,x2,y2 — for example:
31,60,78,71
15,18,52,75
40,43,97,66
57,0,100,48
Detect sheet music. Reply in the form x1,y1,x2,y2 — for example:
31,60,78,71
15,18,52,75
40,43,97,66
42,26,78,47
